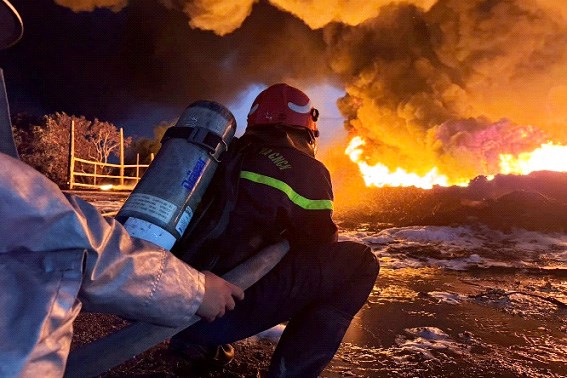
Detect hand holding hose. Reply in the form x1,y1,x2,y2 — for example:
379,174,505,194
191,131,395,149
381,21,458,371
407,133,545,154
197,271,245,322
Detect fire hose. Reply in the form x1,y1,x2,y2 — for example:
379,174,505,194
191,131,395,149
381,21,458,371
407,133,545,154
64,239,289,378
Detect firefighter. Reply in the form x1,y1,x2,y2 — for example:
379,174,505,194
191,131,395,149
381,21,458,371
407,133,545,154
170,83,380,377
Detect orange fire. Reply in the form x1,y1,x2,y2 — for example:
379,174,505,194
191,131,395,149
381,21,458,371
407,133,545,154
499,142,567,175
346,137,567,189
345,136,468,189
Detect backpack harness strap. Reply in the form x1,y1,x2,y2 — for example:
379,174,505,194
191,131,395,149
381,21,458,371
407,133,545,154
161,126,227,162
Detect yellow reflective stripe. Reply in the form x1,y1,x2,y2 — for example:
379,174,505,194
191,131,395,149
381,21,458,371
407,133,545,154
240,170,334,210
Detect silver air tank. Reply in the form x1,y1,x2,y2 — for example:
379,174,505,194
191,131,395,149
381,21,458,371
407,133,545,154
116,100,236,250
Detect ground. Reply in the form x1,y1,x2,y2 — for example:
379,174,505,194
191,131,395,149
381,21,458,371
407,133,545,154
72,313,276,377
69,180,567,377
71,264,567,378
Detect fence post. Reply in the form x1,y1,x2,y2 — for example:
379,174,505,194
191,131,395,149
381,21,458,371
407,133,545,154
119,128,125,187
68,120,75,190
93,163,97,186
135,153,140,182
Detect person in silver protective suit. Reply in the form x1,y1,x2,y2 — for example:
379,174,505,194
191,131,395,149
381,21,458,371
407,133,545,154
0,2,242,375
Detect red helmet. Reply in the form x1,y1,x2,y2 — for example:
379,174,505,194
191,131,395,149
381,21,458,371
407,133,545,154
247,83,320,137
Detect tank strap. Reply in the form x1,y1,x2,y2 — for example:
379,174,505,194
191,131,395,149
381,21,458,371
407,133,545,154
161,126,227,161
173,137,249,265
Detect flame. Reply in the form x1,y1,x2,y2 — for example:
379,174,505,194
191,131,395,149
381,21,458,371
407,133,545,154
346,137,567,189
345,137,468,189
499,142,567,175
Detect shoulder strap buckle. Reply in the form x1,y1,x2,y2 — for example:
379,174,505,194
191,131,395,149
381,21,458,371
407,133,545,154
161,126,227,162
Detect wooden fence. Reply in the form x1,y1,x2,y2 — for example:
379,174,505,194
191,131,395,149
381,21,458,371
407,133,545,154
69,156,151,190
67,122,153,190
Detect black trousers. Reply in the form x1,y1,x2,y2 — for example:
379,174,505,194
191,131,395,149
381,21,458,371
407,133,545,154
171,241,379,377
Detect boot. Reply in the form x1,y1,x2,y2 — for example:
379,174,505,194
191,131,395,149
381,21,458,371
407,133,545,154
168,342,235,366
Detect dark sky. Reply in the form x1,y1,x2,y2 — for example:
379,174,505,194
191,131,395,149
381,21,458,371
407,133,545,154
0,0,332,137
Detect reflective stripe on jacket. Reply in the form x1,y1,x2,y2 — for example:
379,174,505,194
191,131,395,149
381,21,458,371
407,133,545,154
239,144,338,245
208,140,339,273
239,170,333,211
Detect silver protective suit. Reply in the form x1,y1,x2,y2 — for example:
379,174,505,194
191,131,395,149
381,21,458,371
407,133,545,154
0,153,205,377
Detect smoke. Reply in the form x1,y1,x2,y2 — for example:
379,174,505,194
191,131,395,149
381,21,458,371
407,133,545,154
54,0,436,33
120,0,331,102
323,0,567,179
430,118,548,178
160,0,256,36
269,0,437,29
3,0,330,136
11,0,567,181
54,0,128,12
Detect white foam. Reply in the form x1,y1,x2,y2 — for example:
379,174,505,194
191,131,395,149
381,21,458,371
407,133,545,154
340,225,567,271
426,291,464,304
396,327,467,360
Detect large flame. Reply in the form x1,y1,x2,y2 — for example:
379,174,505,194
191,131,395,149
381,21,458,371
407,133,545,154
346,136,468,189
347,137,567,189
499,142,567,175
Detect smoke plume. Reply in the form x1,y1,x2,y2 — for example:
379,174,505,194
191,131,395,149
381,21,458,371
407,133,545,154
54,0,128,12
324,0,567,179
8,0,567,181
2,0,330,135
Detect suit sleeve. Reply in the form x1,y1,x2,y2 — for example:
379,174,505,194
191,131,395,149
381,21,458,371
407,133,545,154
0,153,205,327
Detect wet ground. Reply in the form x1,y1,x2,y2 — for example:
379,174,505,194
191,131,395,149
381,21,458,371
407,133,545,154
326,266,566,377
324,223,567,378
74,263,566,378
72,190,567,377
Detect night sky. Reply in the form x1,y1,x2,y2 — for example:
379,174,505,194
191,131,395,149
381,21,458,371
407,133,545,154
0,0,333,137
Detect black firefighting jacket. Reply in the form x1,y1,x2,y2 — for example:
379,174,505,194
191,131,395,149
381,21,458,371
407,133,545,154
177,128,339,274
